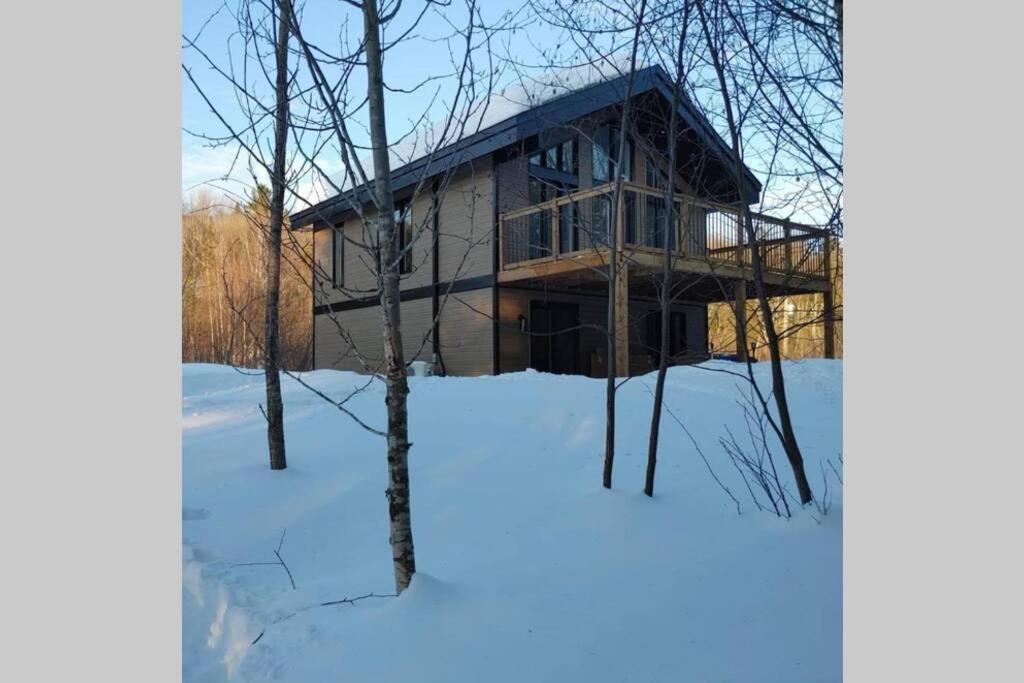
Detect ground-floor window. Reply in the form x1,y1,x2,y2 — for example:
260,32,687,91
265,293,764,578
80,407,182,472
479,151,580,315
645,310,688,365
528,301,580,374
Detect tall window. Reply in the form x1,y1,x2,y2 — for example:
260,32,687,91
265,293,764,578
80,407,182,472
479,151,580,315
646,311,688,364
592,124,633,183
645,156,667,190
641,156,679,249
331,224,344,288
527,137,578,258
394,201,412,274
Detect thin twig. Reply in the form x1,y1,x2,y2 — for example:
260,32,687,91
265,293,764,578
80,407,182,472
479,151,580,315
249,591,397,646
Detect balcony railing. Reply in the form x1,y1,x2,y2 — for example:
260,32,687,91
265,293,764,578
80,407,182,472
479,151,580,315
498,181,830,280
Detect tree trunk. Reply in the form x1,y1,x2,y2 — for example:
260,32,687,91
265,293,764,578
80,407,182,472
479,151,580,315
264,0,290,471
644,291,669,496
835,0,843,54
645,6,688,497
603,0,648,490
363,0,416,594
696,1,813,504
741,205,813,503
603,237,617,489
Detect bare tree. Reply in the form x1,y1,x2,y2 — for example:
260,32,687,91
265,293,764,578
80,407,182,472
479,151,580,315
183,0,307,471
644,0,690,498
694,0,816,503
264,0,292,470
528,0,650,490
601,0,649,490
185,0,507,591
361,0,416,593
279,0,507,593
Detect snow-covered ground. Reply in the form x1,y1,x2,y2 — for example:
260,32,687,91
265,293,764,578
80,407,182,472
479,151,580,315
182,360,842,682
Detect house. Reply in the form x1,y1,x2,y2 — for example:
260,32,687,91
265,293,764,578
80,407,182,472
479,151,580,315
289,65,836,377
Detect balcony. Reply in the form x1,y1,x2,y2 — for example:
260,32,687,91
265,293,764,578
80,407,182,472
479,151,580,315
498,181,832,289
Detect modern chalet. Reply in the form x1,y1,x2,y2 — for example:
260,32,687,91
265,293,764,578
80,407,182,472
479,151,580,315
289,65,836,377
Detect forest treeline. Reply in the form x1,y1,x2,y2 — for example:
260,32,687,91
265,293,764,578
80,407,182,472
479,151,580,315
182,189,313,370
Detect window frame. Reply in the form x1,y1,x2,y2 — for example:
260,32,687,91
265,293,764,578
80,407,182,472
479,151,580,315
592,124,634,184
394,201,413,275
646,310,689,364
331,224,345,288
528,137,578,176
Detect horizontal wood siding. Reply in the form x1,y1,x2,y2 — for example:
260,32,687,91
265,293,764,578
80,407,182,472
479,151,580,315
495,154,530,214
435,287,494,376
313,286,493,376
437,157,493,282
312,159,493,309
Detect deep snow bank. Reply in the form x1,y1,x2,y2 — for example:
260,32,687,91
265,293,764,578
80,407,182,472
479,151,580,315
183,360,842,682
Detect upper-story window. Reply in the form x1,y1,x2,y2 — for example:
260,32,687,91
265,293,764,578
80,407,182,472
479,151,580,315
394,201,413,275
645,156,668,190
529,137,578,175
592,124,634,184
331,224,344,288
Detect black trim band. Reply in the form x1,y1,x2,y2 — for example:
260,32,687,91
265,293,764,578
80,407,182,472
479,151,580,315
313,274,495,315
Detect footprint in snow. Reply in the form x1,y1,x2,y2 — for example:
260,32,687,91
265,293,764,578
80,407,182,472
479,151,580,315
192,546,218,563
183,507,211,521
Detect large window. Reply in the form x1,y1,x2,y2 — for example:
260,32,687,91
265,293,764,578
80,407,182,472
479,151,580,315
592,124,634,183
331,225,344,288
527,137,579,258
645,311,688,364
645,156,667,190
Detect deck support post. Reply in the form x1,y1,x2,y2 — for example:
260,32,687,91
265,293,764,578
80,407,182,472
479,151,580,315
823,232,835,359
783,220,793,273
823,289,836,359
734,279,748,362
614,261,630,377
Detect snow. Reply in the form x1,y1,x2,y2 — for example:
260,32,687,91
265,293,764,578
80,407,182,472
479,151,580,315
183,359,842,682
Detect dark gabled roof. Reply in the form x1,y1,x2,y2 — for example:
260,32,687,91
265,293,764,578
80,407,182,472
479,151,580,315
290,65,761,228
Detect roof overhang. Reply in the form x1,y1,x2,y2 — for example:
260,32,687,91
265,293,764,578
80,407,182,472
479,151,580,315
289,65,762,229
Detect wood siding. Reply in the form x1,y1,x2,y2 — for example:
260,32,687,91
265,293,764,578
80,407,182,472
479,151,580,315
313,286,494,376
312,158,493,308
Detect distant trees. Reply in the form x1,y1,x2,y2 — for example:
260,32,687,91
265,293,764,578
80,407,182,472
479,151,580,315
708,243,844,361
181,190,312,371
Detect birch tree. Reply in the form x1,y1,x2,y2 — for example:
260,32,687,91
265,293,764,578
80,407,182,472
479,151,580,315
279,0,504,593
361,0,416,591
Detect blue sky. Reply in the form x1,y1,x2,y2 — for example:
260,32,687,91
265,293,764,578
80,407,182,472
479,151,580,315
181,1,840,225
182,0,535,204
